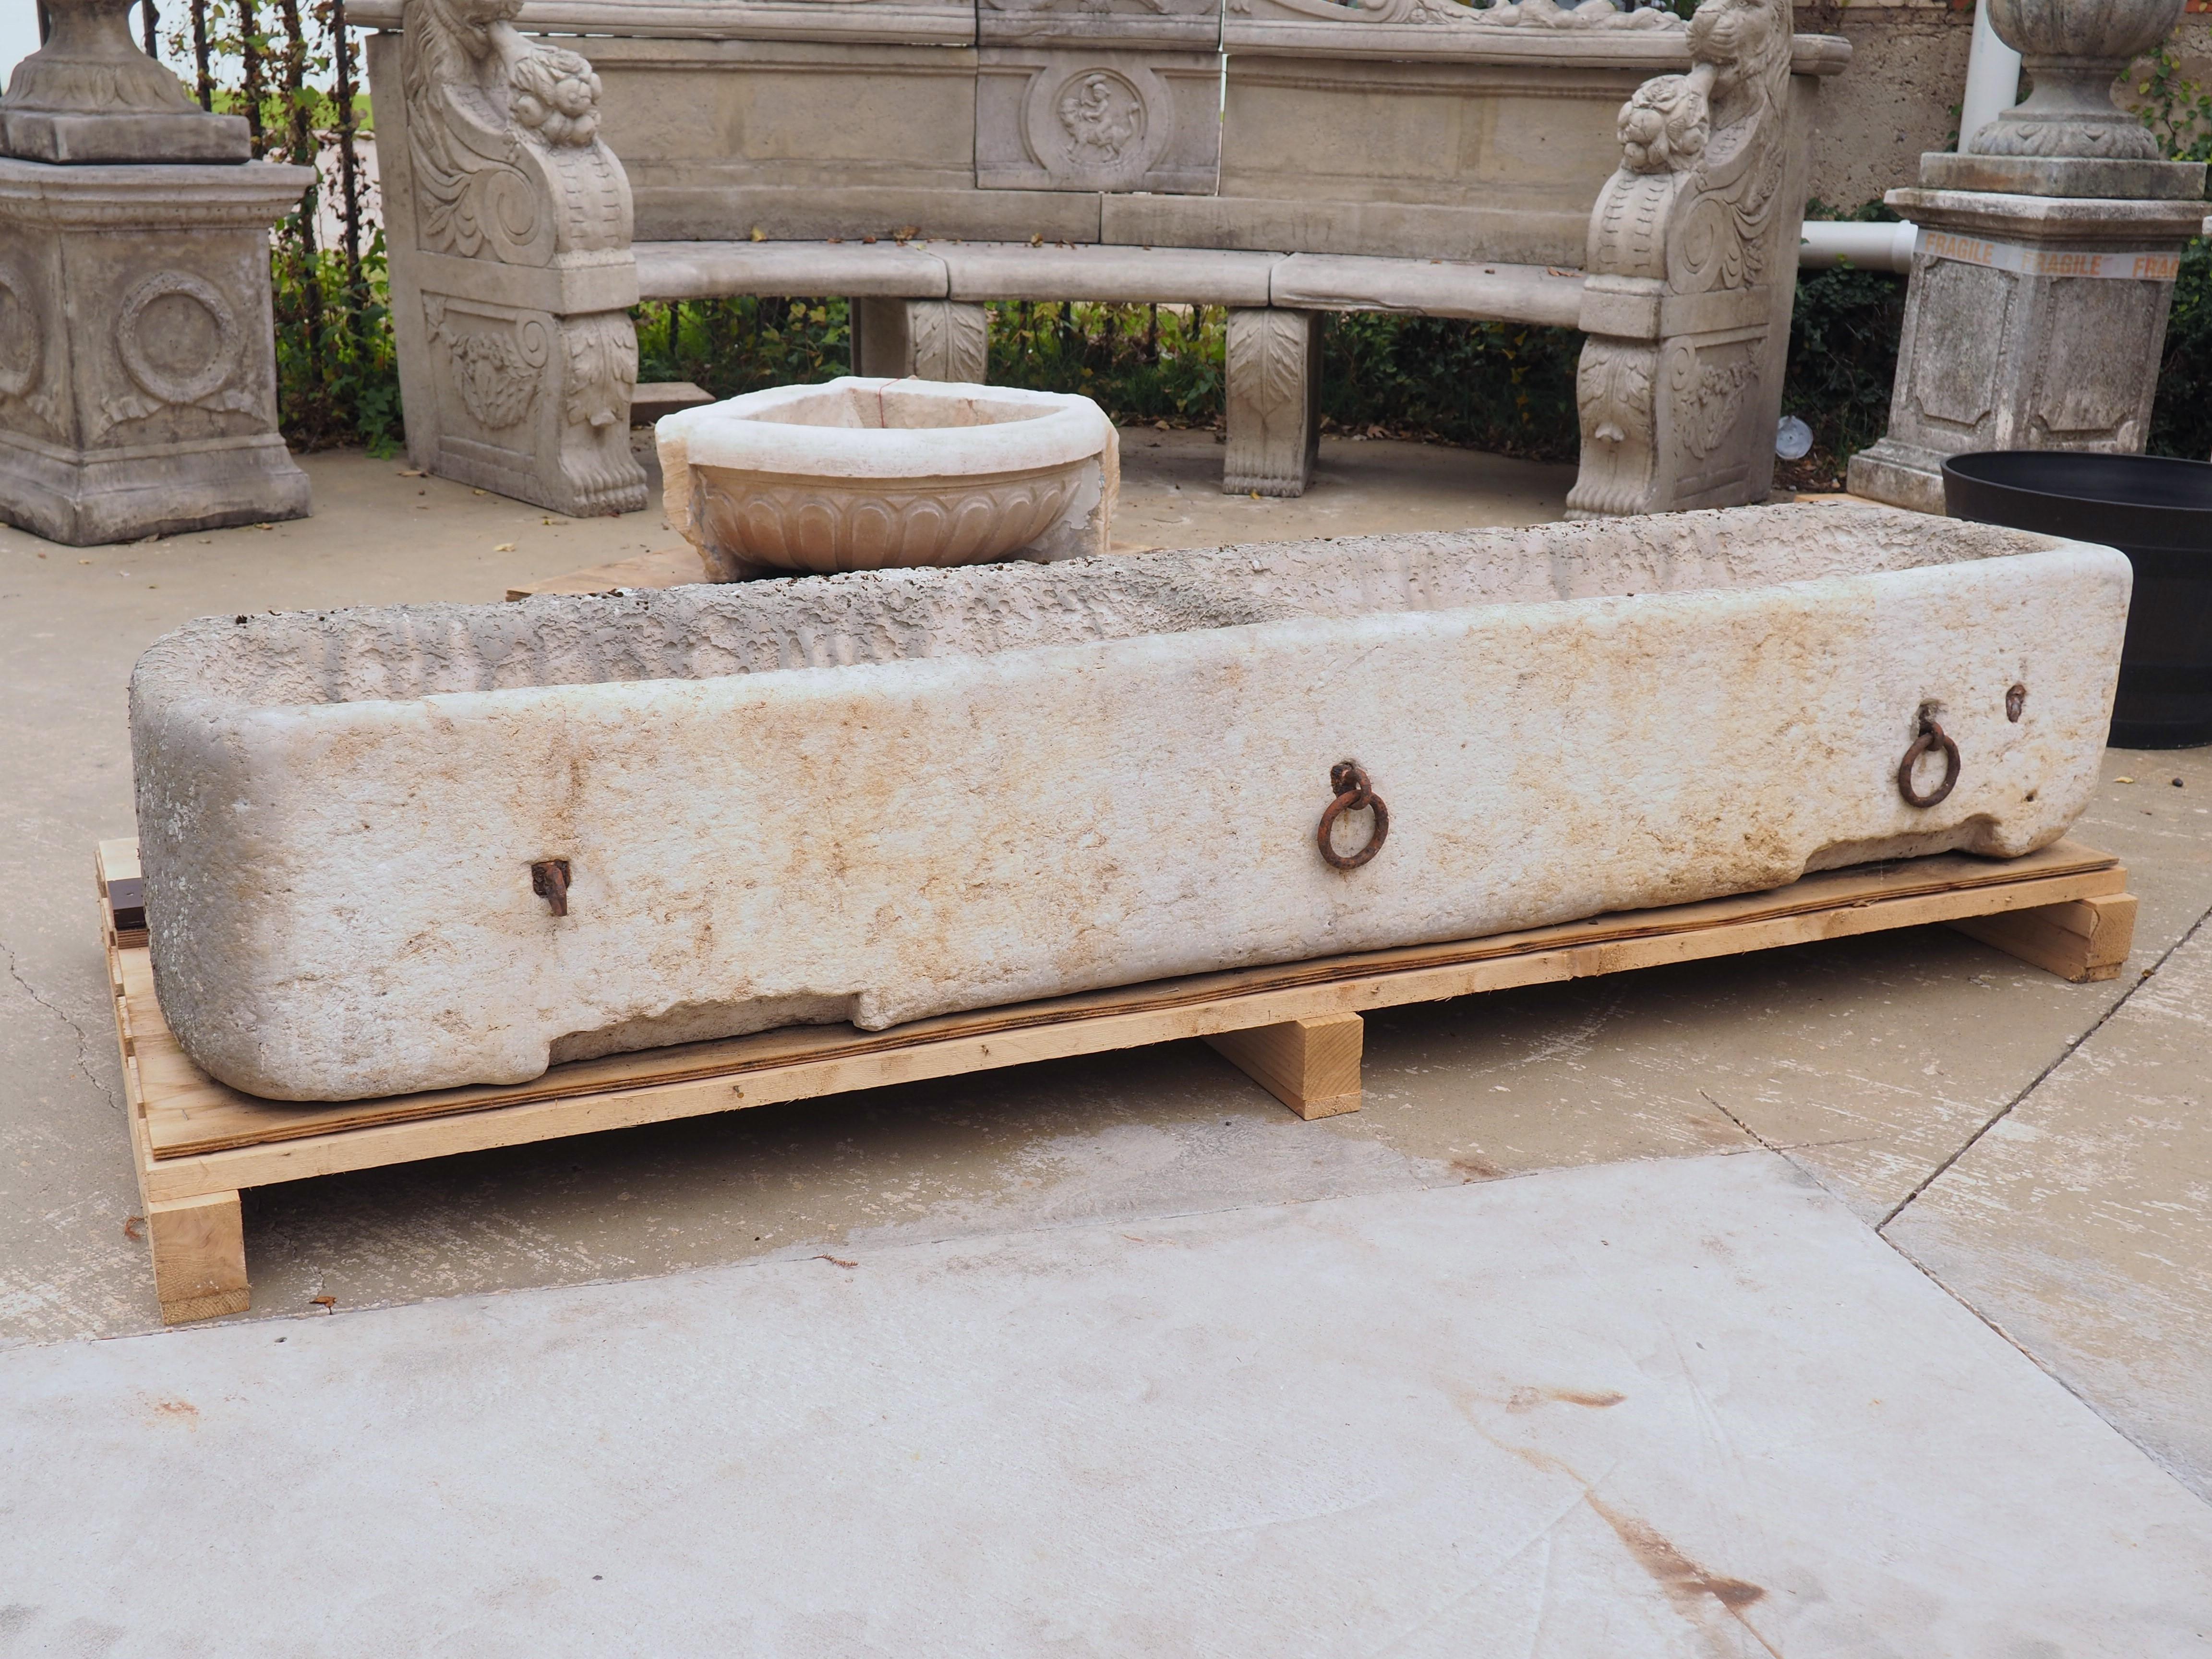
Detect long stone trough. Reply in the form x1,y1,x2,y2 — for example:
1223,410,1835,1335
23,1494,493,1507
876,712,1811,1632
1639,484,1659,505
131,505,2129,1101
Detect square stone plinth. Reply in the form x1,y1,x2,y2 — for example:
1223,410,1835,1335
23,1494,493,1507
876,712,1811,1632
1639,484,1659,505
1849,188,2208,516
0,157,313,546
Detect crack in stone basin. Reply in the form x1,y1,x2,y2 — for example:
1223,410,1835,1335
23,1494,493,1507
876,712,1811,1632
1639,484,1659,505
129,504,2128,1100
657,378,1119,578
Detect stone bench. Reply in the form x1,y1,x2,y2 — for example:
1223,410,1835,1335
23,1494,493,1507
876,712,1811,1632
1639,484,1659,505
357,0,1846,518
630,239,1590,490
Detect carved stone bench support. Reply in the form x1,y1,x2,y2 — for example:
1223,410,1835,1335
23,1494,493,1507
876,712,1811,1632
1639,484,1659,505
1567,0,1812,518
1224,308,1322,498
366,13,648,519
850,298,990,383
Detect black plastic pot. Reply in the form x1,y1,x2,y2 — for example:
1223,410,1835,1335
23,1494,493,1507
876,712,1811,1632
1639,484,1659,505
1943,451,2212,749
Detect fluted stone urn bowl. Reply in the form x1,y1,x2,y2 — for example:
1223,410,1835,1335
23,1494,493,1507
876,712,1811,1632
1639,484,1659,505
1974,0,2186,158
659,378,1118,580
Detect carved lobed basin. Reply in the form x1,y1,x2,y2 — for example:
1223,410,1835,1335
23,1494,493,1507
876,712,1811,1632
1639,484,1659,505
130,504,2128,1101
658,378,1118,580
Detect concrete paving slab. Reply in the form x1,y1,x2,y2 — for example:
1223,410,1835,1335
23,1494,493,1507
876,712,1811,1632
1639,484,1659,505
1887,911,2212,1501
2,1153,2207,1657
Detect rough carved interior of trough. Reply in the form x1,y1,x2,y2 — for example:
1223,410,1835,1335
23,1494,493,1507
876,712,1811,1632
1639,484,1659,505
145,505,2058,707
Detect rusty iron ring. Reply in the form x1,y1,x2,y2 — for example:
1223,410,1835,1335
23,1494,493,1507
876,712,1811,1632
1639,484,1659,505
1317,760,1390,870
1897,717,1960,809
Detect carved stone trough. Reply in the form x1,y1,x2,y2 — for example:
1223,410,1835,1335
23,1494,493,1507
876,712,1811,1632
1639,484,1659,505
658,378,1118,579
130,504,2127,1101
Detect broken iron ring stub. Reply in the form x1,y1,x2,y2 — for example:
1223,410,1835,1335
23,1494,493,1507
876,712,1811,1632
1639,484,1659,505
531,858,571,916
1317,760,1389,870
1897,717,1960,809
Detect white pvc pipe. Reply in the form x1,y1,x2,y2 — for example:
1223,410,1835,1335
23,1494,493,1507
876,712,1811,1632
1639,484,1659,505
1958,0,2023,153
1798,220,1920,273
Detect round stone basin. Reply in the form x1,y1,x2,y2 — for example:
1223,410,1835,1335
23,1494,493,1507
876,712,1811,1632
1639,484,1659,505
658,377,1118,579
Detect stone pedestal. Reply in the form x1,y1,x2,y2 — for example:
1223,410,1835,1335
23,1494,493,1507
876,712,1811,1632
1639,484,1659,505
0,0,311,545
0,160,313,545
1849,188,2207,515
1849,0,2208,513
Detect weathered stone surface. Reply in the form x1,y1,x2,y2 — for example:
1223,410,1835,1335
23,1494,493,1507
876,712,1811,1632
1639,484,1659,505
351,0,980,45
576,36,987,244
980,0,1220,49
132,504,2126,1101
1849,190,2207,515
0,158,313,546
1268,253,1586,326
1917,151,2208,202
658,377,1117,577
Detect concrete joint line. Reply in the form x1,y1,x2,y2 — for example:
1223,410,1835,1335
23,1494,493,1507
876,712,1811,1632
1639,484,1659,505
1875,898,2212,1234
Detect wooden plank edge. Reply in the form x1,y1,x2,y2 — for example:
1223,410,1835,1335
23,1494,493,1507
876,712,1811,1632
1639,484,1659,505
144,859,2130,1195
143,858,2132,1169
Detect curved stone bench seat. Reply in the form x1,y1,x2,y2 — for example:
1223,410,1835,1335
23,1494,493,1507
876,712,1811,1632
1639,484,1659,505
634,241,1589,327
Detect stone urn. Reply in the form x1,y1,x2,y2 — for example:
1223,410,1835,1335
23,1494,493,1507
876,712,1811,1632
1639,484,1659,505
0,0,250,162
658,378,1119,580
1969,0,2186,159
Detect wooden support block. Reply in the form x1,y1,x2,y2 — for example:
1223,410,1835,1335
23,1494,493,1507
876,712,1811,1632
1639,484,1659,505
1204,1013,1363,1119
1950,891,2139,984
146,1191,250,1325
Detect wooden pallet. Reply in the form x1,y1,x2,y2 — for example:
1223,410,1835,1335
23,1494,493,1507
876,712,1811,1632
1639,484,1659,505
98,836,2137,1325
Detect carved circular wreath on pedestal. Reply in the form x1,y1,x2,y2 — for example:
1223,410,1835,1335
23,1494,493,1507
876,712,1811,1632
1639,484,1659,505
116,270,240,409
0,261,40,400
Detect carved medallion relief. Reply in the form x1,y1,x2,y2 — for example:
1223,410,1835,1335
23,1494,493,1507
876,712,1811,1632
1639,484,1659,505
977,48,1221,193
1058,69,1147,169
90,268,263,441
119,273,239,408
